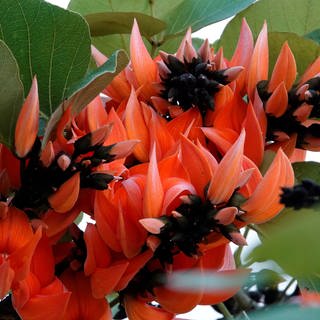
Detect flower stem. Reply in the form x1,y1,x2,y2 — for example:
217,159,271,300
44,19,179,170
234,227,250,267
216,303,234,320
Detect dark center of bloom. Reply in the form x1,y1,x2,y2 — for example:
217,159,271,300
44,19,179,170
151,194,244,265
257,78,320,148
12,132,116,218
161,55,230,115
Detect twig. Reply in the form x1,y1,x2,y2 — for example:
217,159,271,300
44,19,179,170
216,302,234,320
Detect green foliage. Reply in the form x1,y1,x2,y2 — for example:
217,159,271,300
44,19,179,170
43,50,128,146
293,162,320,184
219,0,320,59
85,12,166,38
237,305,320,320
0,0,91,117
251,207,320,277
68,0,254,56
0,41,24,148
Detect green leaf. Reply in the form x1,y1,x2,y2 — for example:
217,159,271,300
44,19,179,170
68,0,183,56
219,0,320,59
268,32,320,77
68,0,254,57
164,0,255,36
293,162,320,184
251,207,320,276
0,40,24,148
0,0,91,117
43,50,128,146
237,305,320,320
85,12,166,38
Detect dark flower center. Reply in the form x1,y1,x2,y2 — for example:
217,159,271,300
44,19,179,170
161,55,229,115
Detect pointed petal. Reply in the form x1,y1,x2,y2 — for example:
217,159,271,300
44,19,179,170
242,148,294,223
125,88,150,162
265,81,288,117
243,102,264,165
269,42,296,91
0,261,14,299
247,22,268,100
208,131,245,204
299,56,320,85
48,173,80,213
15,76,39,158
130,19,157,96
143,145,164,218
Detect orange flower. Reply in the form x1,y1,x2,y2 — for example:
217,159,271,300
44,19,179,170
0,207,42,299
12,235,70,320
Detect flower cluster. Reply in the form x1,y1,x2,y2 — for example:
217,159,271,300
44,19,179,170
2,18,320,319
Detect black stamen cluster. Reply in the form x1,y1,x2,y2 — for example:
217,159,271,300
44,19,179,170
12,132,116,218
152,195,239,265
280,179,320,209
257,77,320,149
161,55,229,115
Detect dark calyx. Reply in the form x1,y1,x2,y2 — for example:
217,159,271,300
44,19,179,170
161,55,229,115
280,179,320,209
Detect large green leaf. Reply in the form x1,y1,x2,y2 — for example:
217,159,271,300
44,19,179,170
0,41,24,148
43,50,128,146
237,305,320,320
293,162,320,184
85,12,166,38
268,32,320,77
68,0,254,57
251,207,320,276
68,0,182,56
164,0,255,36
0,0,91,117
219,0,320,59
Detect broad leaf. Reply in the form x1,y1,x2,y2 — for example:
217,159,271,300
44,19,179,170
68,0,183,56
293,162,320,184
68,0,254,57
237,305,320,320
43,50,128,145
251,207,320,276
0,0,91,117
219,0,320,58
85,12,166,38
164,0,255,36
0,41,24,148
268,32,320,77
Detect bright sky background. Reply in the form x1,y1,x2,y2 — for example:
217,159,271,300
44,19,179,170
44,1,319,319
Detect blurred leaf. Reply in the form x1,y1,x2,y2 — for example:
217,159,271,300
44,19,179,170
268,32,320,77
251,208,320,276
0,0,91,117
305,29,320,44
0,40,24,148
43,50,128,146
293,162,320,184
85,12,166,37
237,305,320,320
164,0,255,35
219,0,320,59
245,269,286,290
168,269,249,293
